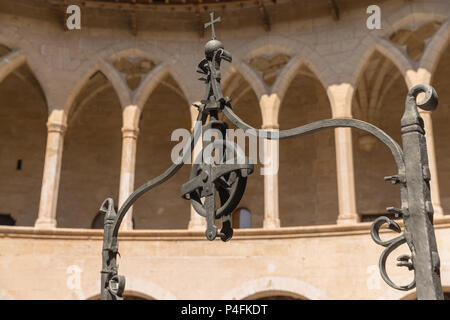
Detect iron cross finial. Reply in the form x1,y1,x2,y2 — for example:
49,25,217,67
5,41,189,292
204,12,221,40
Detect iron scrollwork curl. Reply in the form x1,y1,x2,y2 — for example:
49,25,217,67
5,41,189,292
370,216,415,291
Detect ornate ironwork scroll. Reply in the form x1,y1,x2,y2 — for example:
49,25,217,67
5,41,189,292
99,13,443,300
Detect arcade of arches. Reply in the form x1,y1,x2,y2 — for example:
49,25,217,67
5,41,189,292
2,43,450,229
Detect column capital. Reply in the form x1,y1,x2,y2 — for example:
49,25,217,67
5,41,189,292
121,126,140,139
259,93,281,129
326,83,354,118
190,102,201,132
405,68,431,89
261,124,279,130
332,115,353,120
46,121,67,135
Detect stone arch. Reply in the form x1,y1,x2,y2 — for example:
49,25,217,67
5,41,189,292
221,66,265,227
244,290,306,300
233,35,298,61
378,275,450,300
65,41,190,115
277,60,337,227
421,19,450,78
272,53,329,105
99,45,190,107
382,11,447,39
133,68,192,229
133,62,172,110
0,50,27,84
0,54,48,226
221,277,327,300
0,44,11,57
399,286,450,300
222,68,264,128
57,69,122,228
86,291,155,300
430,35,450,215
86,277,177,300
68,60,191,134
227,36,324,98
106,47,162,64
352,47,408,222
64,59,131,115
351,39,412,90
223,61,267,99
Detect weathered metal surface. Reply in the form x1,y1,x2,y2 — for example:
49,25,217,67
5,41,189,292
99,13,443,300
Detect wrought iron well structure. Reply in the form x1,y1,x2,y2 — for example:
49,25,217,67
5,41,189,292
100,13,444,300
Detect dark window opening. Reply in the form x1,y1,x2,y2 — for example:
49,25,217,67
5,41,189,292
16,159,22,171
232,208,251,229
0,214,16,226
360,213,399,223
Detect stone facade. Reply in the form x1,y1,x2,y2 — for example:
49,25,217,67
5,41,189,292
0,0,449,299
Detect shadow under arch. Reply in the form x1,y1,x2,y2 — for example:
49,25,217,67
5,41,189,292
64,59,130,115
381,11,448,39
133,72,193,229
277,62,337,227
430,35,450,215
221,68,265,228
0,44,11,57
87,290,156,300
0,60,48,226
57,70,122,228
244,290,306,300
272,53,330,102
426,20,450,82
351,48,408,222
233,35,298,61
0,50,27,84
221,277,327,300
97,45,190,110
87,275,178,300
400,287,450,300
351,40,412,91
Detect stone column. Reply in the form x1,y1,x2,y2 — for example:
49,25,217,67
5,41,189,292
35,110,67,229
262,133,280,228
334,127,359,224
327,84,359,224
406,69,443,217
260,94,281,229
118,105,140,231
188,103,206,229
419,110,443,217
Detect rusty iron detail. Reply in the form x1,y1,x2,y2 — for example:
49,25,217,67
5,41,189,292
99,13,443,300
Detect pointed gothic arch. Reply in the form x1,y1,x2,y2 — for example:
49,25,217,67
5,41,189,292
221,69,265,227
133,72,192,229
351,40,412,92
57,70,122,228
277,63,337,227
352,49,408,222
430,36,450,215
0,58,47,226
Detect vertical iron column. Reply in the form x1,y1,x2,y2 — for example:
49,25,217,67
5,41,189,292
100,198,124,300
100,198,115,300
401,84,443,300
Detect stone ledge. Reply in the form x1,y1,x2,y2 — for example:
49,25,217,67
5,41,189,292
1,215,449,241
